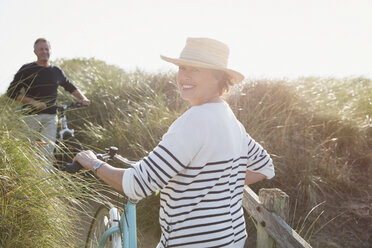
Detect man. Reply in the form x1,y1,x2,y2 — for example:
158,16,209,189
6,38,90,157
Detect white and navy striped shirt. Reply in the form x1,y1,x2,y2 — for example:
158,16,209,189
123,101,275,248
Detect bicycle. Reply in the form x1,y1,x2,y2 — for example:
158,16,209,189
66,147,138,248
53,102,86,171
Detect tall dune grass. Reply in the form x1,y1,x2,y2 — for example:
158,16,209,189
228,79,371,247
1,58,370,247
0,95,107,247
56,58,370,247
228,80,370,201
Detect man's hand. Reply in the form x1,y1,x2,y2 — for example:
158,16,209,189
32,100,47,110
16,94,47,109
72,89,90,106
81,98,91,106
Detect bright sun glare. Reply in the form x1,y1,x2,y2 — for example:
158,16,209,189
0,0,371,93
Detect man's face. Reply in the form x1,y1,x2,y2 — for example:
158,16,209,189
34,41,50,62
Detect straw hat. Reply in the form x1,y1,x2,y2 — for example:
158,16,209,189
161,37,244,84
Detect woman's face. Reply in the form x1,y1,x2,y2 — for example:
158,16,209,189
177,65,220,106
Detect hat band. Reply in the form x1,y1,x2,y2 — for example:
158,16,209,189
180,50,228,68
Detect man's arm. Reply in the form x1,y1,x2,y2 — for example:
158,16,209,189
7,65,30,100
71,89,90,105
15,93,47,110
57,66,90,106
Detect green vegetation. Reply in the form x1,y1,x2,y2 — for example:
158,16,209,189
1,58,370,247
1,97,88,247
0,90,116,247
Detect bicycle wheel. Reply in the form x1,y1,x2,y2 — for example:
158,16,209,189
86,206,121,248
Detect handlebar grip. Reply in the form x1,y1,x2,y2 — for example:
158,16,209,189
71,102,83,108
65,161,83,173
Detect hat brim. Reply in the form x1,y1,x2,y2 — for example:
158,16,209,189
160,55,244,84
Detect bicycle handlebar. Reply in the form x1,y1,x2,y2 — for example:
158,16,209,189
56,102,85,112
46,102,85,114
65,147,134,174
65,161,83,173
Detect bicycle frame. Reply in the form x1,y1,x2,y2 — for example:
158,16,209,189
97,200,137,248
57,103,82,140
68,147,138,247
54,102,85,172
58,104,74,140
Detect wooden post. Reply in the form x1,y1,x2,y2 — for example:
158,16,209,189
242,186,311,248
257,188,290,248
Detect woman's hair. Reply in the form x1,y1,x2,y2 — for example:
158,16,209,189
212,70,234,96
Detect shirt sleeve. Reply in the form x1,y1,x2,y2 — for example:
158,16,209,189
57,67,77,93
246,134,275,179
6,65,31,99
122,110,205,201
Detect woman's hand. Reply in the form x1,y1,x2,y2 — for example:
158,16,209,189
74,150,125,193
245,170,267,185
73,150,101,171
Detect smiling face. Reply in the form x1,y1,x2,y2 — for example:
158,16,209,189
34,41,50,66
177,65,221,106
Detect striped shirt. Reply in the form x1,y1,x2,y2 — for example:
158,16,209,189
123,101,275,248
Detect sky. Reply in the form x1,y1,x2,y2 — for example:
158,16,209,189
0,0,371,94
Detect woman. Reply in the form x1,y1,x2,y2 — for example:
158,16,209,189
74,37,275,248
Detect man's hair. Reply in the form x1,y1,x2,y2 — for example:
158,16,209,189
34,38,51,50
